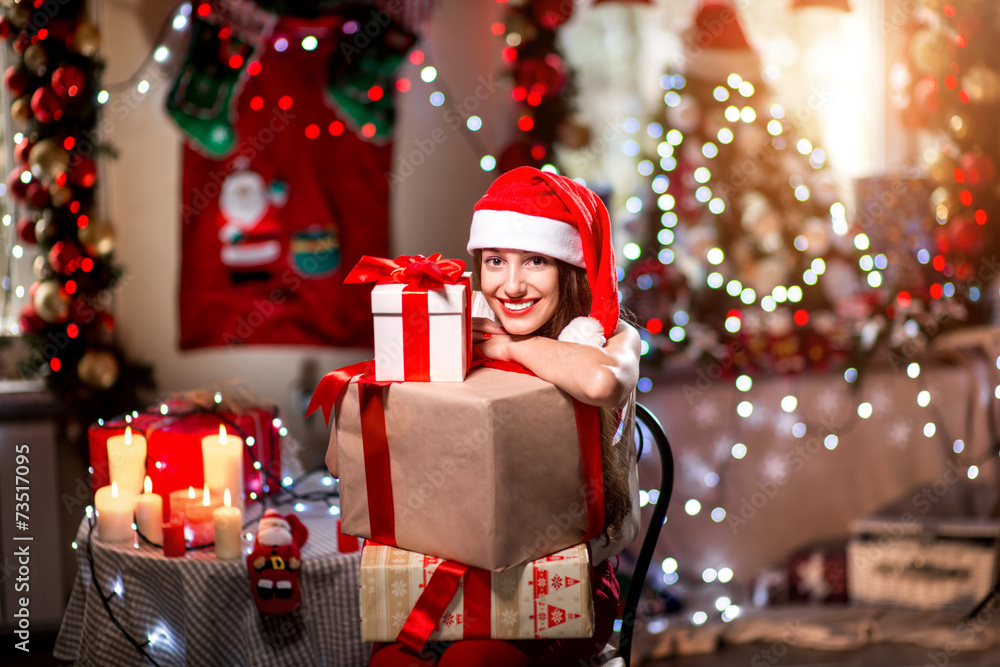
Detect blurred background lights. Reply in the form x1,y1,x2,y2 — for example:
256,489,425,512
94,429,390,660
858,402,873,418
735,375,752,391
736,401,752,417
685,499,702,515
732,442,747,459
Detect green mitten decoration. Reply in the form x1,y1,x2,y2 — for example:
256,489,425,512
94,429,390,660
167,15,254,157
325,10,417,140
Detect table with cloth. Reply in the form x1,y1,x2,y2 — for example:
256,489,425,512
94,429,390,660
53,479,368,667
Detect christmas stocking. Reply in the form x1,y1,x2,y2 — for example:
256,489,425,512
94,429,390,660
325,7,417,140
246,510,310,614
167,3,276,156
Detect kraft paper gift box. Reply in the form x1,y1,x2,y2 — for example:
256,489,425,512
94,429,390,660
360,542,595,643
328,365,605,572
371,281,469,382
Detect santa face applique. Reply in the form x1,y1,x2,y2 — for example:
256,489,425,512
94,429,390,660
218,169,285,280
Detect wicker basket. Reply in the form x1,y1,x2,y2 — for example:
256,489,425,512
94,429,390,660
847,516,1000,612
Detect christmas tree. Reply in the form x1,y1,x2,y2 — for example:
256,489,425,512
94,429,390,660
622,1,873,375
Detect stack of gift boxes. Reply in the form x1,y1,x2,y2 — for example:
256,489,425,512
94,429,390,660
317,255,605,647
87,399,282,559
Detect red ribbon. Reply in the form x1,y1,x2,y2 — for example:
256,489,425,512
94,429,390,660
397,559,469,652
359,383,396,546
305,360,376,424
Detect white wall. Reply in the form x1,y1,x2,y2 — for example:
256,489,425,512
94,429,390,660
101,0,504,469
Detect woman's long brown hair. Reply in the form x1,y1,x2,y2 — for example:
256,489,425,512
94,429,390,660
472,249,634,544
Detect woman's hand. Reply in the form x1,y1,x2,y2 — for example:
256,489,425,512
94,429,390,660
472,316,507,343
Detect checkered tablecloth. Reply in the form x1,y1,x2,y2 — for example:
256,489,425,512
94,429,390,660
53,487,368,667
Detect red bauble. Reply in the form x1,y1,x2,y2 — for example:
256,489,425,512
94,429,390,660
69,155,97,188
0,17,13,39
7,167,30,200
13,135,33,165
12,32,31,56
30,86,62,124
515,54,566,101
4,65,28,97
25,181,50,209
959,152,997,188
532,0,574,29
949,216,985,255
51,65,85,98
19,303,46,336
48,240,84,274
499,142,537,172
16,216,37,245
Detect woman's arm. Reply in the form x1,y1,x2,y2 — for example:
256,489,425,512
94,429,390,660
476,320,641,408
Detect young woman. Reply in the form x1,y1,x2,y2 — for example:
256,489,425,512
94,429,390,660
370,167,641,667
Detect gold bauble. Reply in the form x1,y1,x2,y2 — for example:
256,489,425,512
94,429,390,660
928,152,960,182
77,220,115,256
49,185,73,208
909,28,953,77
33,213,58,246
32,280,70,323
11,97,31,125
556,120,592,149
73,22,101,57
77,349,119,390
32,255,49,279
22,43,48,76
8,3,32,28
28,138,69,179
962,65,1000,103
949,114,968,139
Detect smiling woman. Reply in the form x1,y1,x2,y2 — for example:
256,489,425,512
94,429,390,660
478,249,560,335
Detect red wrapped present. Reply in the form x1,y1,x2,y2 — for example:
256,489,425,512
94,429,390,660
88,397,282,522
787,540,848,603
360,541,594,646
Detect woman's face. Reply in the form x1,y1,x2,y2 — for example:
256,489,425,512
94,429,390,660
480,249,559,335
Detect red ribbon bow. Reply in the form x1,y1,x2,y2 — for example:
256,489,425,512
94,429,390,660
345,253,466,289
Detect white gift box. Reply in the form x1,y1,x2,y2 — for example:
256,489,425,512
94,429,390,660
371,282,469,382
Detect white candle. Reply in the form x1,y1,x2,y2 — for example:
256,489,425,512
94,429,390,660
169,486,197,523
185,485,221,546
134,476,164,546
201,425,244,512
213,489,243,561
95,482,134,543
106,426,147,501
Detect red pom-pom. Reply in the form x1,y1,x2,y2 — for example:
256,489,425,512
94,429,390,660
30,86,62,124
16,217,37,244
7,167,30,200
13,135,33,164
51,65,85,98
4,65,28,97
19,303,46,335
69,155,97,188
25,181,50,209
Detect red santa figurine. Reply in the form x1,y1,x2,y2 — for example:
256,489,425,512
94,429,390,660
246,509,309,615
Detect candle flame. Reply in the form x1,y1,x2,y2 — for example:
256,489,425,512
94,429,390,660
188,486,196,499
111,481,119,498
144,476,152,494
202,485,211,507
125,426,132,446
219,424,227,445
224,489,232,507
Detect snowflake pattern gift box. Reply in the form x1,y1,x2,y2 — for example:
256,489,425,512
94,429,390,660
359,542,594,643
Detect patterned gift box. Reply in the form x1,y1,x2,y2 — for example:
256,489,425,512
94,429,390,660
88,399,282,521
360,542,595,643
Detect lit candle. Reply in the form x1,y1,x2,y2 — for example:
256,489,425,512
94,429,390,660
168,486,197,524
185,485,221,547
213,489,243,561
106,426,147,501
134,476,163,546
201,425,244,513
163,521,185,557
95,482,134,543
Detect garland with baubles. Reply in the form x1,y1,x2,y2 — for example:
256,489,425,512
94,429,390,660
3,0,153,436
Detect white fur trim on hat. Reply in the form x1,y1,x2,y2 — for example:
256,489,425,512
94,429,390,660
558,316,606,347
467,209,585,267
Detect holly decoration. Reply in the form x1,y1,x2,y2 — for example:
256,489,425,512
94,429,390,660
2,0,154,440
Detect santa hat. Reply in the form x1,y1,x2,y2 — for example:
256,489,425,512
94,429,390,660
467,166,619,345
686,1,760,82
260,509,309,548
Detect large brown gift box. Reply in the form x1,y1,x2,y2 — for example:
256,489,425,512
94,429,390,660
328,365,601,571
360,542,595,642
